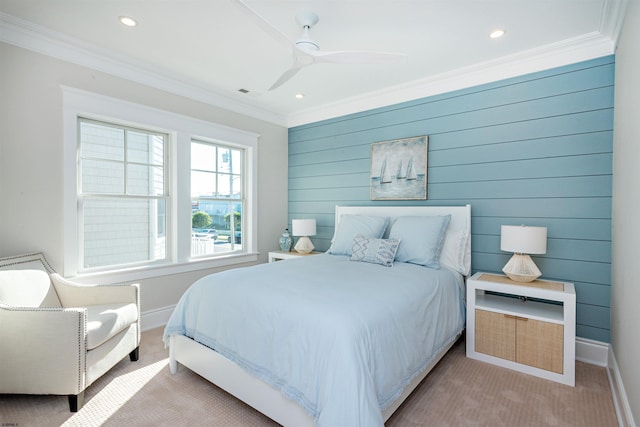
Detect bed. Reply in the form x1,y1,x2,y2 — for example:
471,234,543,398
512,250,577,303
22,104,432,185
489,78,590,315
164,204,471,426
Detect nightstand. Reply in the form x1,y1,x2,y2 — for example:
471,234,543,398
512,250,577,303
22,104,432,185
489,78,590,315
268,250,322,263
466,272,576,386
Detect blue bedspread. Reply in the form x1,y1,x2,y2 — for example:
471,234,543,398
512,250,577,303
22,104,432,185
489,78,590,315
163,254,464,427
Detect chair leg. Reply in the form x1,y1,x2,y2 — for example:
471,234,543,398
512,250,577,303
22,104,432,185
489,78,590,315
129,346,139,361
68,391,85,412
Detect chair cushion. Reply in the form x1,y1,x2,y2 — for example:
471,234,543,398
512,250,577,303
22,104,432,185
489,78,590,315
86,303,138,350
0,270,62,308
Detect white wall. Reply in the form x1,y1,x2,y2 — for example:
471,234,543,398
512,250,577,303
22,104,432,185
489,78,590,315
612,0,640,423
0,42,289,315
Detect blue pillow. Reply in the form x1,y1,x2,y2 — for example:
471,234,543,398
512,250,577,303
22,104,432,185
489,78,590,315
350,235,400,267
389,215,451,268
327,215,389,256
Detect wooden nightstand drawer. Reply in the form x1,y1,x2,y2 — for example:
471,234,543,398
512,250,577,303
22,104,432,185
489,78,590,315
475,309,516,361
517,317,563,374
475,309,564,374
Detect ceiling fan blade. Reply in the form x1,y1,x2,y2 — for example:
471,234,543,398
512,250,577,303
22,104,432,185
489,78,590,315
232,0,293,51
305,49,408,65
268,51,314,90
269,65,304,91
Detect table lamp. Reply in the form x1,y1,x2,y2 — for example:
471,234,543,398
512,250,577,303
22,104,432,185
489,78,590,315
292,219,316,254
500,225,547,282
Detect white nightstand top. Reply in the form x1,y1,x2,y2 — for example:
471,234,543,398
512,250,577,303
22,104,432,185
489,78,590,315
468,272,575,300
268,250,322,262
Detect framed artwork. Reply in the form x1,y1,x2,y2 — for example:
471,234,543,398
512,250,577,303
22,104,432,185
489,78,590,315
370,135,428,200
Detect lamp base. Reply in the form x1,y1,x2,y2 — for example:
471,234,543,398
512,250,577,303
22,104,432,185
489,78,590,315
502,253,541,282
294,236,314,254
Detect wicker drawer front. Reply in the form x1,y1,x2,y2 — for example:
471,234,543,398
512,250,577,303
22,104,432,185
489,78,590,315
516,318,564,374
475,309,516,361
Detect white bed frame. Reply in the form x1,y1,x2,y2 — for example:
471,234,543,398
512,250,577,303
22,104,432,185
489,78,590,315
169,204,471,426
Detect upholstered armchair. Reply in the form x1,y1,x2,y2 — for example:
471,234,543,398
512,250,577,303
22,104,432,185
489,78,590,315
0,253,140,411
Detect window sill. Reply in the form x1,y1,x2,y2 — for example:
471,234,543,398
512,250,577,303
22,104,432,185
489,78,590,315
68,252,259,284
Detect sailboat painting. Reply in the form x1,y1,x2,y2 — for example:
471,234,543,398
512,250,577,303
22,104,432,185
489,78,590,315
370,135,428,200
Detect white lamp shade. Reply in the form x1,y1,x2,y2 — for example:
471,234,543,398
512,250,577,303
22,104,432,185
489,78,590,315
292,219,316,237
500,225,547,255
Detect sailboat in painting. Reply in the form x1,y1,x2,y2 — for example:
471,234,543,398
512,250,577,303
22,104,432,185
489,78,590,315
405,156,417,180
396,160,405,179
380,158,392,184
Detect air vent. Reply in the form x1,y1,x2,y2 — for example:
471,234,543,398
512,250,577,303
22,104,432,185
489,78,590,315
236,88,260,97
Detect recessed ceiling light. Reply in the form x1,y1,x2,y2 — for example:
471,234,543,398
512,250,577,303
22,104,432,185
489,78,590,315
119,16,137,27
489,29,505,39
295,93,305,99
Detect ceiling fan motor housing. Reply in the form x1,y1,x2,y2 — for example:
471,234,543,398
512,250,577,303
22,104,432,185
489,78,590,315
295,12,320,51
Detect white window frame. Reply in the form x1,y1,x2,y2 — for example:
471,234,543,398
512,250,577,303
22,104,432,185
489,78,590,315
62,86,259,281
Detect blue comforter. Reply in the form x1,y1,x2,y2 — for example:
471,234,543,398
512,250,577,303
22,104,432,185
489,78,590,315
163,254,464,426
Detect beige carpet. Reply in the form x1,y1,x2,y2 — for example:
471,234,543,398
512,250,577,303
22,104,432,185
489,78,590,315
0,327,618,427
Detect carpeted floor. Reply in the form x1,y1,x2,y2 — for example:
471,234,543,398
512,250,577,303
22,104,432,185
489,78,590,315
0,327,618,427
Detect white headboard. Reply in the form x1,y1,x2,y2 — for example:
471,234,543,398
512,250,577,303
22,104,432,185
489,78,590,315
334,205,472,276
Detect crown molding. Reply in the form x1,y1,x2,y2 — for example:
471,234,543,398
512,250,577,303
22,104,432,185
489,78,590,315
0,12,288,127
600,0,629,47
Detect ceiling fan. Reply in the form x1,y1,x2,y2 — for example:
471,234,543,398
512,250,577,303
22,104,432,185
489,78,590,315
234,1,408,91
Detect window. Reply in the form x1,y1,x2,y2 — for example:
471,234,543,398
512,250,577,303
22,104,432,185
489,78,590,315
78,119,168,270
190,140,244,257
63,87,258,279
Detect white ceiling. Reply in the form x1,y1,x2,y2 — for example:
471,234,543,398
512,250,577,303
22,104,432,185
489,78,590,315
0,0,626,127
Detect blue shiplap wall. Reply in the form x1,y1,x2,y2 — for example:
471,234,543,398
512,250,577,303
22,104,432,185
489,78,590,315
288,56,614,342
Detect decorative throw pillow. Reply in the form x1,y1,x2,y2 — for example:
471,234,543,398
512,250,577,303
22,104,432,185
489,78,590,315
389,215,451,269
327,215,389,256
350,235,400,267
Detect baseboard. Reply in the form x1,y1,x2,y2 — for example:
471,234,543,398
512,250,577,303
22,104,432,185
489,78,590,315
141,305,176,332
576,337,609,366
574,338,636,427
607,347,637,427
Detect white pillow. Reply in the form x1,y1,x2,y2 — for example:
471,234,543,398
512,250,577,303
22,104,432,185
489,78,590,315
327,215,389,256
440,227,471,276
389,215,451,269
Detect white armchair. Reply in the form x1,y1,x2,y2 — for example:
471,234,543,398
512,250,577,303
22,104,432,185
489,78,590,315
0,253,140,411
